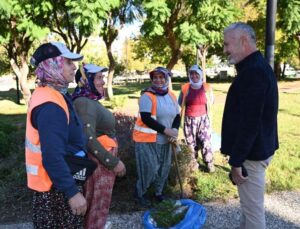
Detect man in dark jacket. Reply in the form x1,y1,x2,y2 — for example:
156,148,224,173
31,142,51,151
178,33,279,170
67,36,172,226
221,22,278,229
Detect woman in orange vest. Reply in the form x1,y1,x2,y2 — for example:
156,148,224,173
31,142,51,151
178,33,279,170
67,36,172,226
133,67,180,207
26,42,87,228
178,65,215,172
72,64,126,229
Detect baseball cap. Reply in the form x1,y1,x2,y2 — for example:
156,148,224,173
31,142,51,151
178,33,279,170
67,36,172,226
83,64,108,74
30,42,83,67
75,64,108,83
149,67,172,79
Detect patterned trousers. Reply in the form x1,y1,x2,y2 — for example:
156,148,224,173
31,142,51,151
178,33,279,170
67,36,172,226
183,115,213,164
32,187,84,229
135,142,172,197
84,152,116,229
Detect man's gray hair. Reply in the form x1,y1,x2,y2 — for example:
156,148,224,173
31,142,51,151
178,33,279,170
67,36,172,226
224,22,256,43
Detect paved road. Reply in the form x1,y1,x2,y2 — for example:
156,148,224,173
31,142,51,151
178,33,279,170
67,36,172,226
1,191,299,229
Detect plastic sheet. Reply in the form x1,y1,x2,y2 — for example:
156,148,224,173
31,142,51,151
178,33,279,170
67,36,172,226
143,199,206,229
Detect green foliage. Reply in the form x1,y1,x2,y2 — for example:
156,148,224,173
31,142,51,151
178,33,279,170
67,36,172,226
247,0,300,69
150,199,188,228
139,0,241,69
276,0,300,65
64,0,108,36
0,0,49,45
33,0,108,52
114,61,126,75
142,0,171,36
109,95,128,109
122,38,154,72
0,47,11,75
133,36,171,66
0,0,11,17
0,122,17,158
0,128,27,205
278,0,300,37
81,39,109,66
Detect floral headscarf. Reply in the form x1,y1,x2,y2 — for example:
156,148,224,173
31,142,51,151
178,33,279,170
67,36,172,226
72,68,103,101
35,56,69,93
143,67,172,95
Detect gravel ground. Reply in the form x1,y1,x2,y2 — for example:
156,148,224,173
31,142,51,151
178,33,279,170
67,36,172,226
1,191,299,229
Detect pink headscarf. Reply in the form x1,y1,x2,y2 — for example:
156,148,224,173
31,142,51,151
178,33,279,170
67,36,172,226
35,56,69,93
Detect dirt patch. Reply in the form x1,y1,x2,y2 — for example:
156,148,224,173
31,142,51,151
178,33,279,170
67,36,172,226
278,80,300,93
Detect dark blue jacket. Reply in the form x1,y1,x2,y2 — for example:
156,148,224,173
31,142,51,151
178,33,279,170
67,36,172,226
31,93,87,198
221,51,279,167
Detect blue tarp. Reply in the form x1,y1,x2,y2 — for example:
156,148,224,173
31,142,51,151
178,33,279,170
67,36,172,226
143,199,206,229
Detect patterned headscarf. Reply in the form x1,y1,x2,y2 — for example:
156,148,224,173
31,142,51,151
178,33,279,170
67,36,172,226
145,67,172,95
72,67,103,101
35,56,68,94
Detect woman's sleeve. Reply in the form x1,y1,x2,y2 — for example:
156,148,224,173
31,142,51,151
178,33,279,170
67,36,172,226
178,91,183,106
171,114,180,129
73,99,119,170
139,94,166,133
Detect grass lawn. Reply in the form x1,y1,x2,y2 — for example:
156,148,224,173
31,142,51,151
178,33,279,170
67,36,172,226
0,80,299,208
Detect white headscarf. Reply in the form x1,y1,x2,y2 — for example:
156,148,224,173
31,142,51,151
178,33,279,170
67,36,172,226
189,65,203,89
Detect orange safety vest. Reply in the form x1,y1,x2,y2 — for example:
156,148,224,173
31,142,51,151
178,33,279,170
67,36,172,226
25,86,70,192
133,91,177,143
97,135,117,151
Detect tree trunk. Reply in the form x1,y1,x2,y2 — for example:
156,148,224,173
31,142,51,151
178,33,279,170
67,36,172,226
166,48,182,90
198,45,208,82
105,44,115,100
200,52,207,82
281,62,286,79
274,61,282,80
296,33,300,62
10,55,31,105
185,64,189,80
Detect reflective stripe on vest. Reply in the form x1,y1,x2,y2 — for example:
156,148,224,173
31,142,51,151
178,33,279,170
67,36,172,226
25,138,41,153
26,164,38,175
25,86,70,192
134,124,157,134
133,91,177,142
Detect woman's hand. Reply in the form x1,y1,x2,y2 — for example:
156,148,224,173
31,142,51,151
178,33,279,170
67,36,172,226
68,192,87,216
111,146,118,157
113,160,126,177
110,137,118,157
164,128,178,138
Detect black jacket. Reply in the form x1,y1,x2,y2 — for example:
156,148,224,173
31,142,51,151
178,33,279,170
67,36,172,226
221,51,279,167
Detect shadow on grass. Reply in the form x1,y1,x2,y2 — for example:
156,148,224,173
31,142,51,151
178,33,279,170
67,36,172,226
279,108,300,118
113,82,149,95
198,163,230,174
0,89,24,104
0,113,26,125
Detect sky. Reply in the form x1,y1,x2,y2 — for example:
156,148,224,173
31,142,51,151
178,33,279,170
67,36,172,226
112,21,142,55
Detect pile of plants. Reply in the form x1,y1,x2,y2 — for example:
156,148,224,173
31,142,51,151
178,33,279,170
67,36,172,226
149,199,189,228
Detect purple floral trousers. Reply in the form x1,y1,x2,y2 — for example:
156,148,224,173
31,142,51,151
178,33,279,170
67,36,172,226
183,115,213,164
